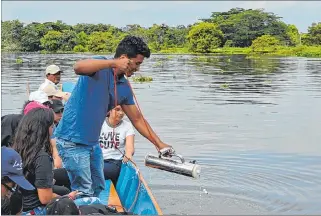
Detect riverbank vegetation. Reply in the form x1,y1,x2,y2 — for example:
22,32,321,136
2,8,320,57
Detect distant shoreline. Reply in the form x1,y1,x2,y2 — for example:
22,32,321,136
4,46,321,58
3,9,320,58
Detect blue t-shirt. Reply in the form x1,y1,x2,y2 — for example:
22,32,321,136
54,56,135,146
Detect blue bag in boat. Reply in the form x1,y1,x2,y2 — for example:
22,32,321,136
74,197,102,206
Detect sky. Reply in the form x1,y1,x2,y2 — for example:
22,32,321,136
1,1,321,33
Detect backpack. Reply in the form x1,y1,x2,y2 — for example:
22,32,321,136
79,204,134,215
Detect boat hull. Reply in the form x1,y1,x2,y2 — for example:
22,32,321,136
99,162,162,215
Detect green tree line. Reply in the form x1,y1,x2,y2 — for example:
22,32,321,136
2,8,320,56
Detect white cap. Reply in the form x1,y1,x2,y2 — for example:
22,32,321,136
45,65,62,75
43,85,60,97
29,90,50,104
43,85,71,101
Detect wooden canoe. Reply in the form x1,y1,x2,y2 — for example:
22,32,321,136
99,162,162,215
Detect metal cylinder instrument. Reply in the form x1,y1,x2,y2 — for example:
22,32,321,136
144,153,201,178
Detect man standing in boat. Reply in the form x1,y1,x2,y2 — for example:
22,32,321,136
54,36,175,198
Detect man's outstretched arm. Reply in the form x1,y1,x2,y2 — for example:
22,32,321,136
121,104,171,151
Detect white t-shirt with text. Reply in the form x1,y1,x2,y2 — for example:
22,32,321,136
99,119,135,160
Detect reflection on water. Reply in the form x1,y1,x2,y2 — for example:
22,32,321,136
139,151,321,215
199,152,321,214
1,53,321,214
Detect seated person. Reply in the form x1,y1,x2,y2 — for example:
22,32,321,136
50,99,65,169
12,108,77,214
28,90,53,107
43,85,71,103
1,114,23,147
1,92,52,148
39,64,63,91
51,99,64,126
50,100,73,190
99,105,135,186
1,147,35,215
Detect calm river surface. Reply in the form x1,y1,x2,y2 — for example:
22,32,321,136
1,53,321,215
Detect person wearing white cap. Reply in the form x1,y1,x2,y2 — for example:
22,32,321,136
28,90,52,106
39,65,63,91
43,85,71,102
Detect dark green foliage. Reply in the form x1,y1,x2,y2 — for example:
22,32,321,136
1,8,319,56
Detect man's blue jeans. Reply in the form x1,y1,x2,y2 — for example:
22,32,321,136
56,138,105,197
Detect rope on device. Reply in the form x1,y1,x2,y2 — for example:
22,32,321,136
112,69,159,164
111,69,143,212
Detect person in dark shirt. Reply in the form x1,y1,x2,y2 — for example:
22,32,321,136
12,108,78,214
1,114,23,147
50,100,71,191
1,101,53,214
1,99,52,147
51,99,64,126
50,99,64,168
1,147,35,215
1,101,32,147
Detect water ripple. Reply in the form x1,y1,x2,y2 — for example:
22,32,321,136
2,53,321,214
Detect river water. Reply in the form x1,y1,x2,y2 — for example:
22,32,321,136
1,53,321,215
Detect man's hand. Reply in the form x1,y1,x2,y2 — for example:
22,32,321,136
112,58,131,72
68,190,79,200
159,143,175,157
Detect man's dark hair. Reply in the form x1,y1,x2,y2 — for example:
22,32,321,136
114,35,150,59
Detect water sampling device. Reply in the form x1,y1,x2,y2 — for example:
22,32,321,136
145,153,201,178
